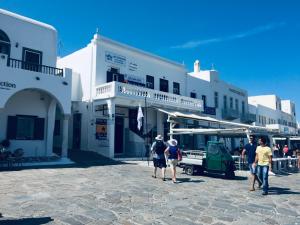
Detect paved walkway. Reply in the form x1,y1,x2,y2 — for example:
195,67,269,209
0,158,299,225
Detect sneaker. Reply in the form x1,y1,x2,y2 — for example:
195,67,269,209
262,192,268,195
162,178,166,181
249,188,255,191
152,175,156,178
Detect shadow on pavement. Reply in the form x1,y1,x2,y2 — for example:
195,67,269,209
268,187,300,195
180,171,248,181
176,177,205,183
0,216,53,225
0,150,134,172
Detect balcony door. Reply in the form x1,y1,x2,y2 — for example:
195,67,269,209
160,78,168,92
22,47,42,72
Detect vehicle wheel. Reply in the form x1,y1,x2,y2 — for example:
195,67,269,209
184,165,194,175
225,170,235,179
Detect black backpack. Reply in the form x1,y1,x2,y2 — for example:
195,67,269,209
154,141,165,155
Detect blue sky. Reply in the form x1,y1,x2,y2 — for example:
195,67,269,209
1,0,300,121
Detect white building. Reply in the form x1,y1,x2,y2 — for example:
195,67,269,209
58,33,203,158
0,9,72,157
248,95,298,135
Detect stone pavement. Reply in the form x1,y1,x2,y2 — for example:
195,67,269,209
0,160,299,225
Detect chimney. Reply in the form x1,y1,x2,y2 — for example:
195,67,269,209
194,60,200,73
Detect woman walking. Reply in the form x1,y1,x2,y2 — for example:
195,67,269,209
165,139,180,183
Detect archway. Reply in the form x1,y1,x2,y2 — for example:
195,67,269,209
0,88,69,158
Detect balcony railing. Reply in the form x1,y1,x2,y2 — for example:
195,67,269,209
240,113,256,124
8,58,63,77
95,81,203,111
222,108,239,120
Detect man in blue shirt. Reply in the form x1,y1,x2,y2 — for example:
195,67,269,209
242,135,262,191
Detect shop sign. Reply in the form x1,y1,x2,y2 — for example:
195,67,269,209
105,51,126,66
96,119,107,140
125,74,144,84
0,81,16,90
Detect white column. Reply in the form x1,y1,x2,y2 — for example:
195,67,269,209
107,99,115,158
157,110,164,136
61,115,69,157
46,99,56,156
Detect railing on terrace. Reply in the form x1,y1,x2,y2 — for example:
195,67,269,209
95,81,203,111
8,58,64,77
240,113,256,124
222,108,239,120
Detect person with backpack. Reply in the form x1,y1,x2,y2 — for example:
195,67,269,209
165,139,181,183
151,135,167,181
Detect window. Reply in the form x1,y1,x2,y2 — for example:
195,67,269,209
106,68,124,83
202,95,207,108
160,78,169,92
22,47,43,72
190,92,196,98
235,99,239,112
146,75,154,89
223,95,227,109
0,29,10,56
173,82,180,95
229,97,233,109
6,115,45,140
214,92,219,108
242,101,245,114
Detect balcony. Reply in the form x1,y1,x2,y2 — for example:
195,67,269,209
240,113,256,124
222,108,239,120
203,106,216,116
7,58,63,77
95,81,203,112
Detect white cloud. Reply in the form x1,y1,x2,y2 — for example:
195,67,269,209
171,22,286,49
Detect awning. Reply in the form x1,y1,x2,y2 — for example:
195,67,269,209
158,108,278,132
157,108,280,136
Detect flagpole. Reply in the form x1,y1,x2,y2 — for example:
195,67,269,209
145,95,149,166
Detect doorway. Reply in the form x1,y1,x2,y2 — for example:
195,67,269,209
72,113,81,150
114,116,124,154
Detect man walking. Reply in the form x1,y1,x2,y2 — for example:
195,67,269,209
151,135,167,181
242,135,262,191
253,137,273,195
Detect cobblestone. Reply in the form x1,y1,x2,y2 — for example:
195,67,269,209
0,162,299,225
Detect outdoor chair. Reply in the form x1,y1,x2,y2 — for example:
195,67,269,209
0,151,11,168
12,148,24,167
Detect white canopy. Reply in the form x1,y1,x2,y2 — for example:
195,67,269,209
157,108,279,137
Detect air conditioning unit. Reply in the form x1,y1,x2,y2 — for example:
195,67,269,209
0,53,8,66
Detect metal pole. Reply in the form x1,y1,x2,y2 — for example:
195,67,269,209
145,95,149,166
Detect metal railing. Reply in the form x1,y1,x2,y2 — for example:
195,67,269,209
8,58,63,77
222,108,239,120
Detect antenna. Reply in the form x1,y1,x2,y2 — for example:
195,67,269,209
211,63,215,70
96,27,99,34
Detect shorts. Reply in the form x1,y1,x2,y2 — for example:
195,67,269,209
249,164,257,174
153,158,167,168
168,159,178,169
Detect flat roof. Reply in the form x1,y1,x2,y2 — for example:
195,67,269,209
0,8,56,32
101,36,186,69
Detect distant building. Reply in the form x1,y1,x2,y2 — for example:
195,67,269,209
248,95,298,135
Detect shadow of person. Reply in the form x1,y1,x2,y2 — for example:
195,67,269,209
268,187,300,195
0,216,53,225
176,177,204,183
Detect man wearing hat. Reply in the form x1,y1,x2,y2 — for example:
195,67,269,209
151,134,167,180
